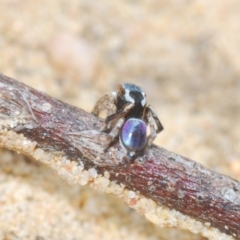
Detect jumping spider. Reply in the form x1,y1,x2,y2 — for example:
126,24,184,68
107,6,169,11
92,83,164,157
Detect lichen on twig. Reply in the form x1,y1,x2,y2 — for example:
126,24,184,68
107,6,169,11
0,73,239,240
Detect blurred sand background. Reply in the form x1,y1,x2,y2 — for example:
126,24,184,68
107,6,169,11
0,0,239,239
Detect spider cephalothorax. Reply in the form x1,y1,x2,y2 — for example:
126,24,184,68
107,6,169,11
115,83,146,119
92,83,163,157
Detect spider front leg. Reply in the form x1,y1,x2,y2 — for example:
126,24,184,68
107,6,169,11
103,117,125,152
91,93,117,117
99,103,133,132
102,103,134,151
144,105,164,146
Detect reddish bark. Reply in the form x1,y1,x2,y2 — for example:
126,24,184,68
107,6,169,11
0,74,239,239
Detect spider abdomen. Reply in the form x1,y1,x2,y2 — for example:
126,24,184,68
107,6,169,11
120,118,147,152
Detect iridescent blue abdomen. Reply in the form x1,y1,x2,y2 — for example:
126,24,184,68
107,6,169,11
120,118,147,152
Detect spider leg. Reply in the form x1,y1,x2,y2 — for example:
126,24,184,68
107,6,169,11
103,117,125,152
101,103,134,132
147,105,164,133
91,93,117,117
145,105,164,146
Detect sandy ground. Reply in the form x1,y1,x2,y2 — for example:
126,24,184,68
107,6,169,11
0,0,239,239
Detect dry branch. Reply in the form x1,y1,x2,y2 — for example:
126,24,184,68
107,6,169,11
0,73,239,239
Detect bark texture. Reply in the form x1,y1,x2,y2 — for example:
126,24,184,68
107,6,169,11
0,74,239,239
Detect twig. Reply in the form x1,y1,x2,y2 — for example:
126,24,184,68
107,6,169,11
0,73,239,239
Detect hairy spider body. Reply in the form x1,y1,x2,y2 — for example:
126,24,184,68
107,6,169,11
92,83,163,157
115,84,145,119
